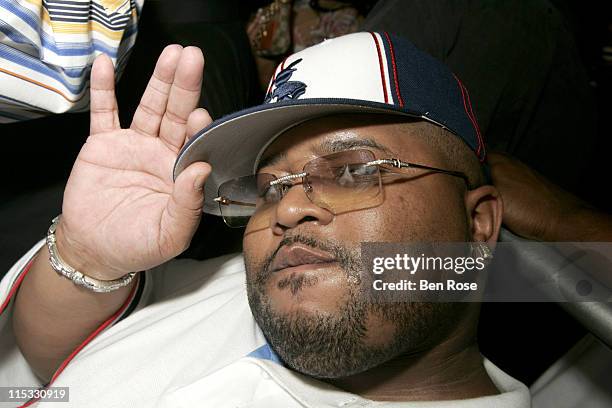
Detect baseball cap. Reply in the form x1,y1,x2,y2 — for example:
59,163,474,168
173,31,485,216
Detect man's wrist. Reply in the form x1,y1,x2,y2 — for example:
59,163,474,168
54,218,125,281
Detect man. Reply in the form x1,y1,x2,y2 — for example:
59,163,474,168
0,33,528,407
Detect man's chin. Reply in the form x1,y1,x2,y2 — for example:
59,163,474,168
264,262,352,314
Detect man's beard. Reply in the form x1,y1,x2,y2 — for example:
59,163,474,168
245,234,463,379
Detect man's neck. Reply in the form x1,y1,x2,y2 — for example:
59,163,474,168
326,343,499,402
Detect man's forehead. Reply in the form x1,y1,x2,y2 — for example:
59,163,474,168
256,115,427,171
257,134,396,171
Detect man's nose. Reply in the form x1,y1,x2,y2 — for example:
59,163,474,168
270,184,334,234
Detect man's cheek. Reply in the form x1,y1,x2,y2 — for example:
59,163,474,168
387,183,465,241
330,209,390,243
243,231,274,266
331,200,417,243
243,238,271,286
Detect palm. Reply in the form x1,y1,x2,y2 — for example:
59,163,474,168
59,46,212,278
64,130,176,272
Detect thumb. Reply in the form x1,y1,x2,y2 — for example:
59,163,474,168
161,162,212,254
171,161,212,214
90,53,120,134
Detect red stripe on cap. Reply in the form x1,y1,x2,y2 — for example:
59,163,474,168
266,58,287,96
461,81,484,154
453,74,485,161
383,32,405,107
369,32,389,103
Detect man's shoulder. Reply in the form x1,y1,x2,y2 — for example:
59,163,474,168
159,252,245,276
146,252,246,302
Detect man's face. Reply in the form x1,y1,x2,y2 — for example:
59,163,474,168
243,114,475,378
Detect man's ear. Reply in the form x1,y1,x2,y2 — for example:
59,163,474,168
465,185,503,245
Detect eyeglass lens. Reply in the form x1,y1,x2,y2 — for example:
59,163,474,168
216,150,384,229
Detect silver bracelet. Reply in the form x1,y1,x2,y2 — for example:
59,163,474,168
46,215,137,293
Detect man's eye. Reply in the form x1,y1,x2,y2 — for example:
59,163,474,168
259,185,283,203
335,164,377,186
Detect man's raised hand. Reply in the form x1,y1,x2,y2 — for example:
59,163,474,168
57,45,212,280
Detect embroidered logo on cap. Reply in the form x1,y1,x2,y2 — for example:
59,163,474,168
265,58,307,104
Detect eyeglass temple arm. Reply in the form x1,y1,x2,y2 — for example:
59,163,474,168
371,159,471,189
214,196,256,207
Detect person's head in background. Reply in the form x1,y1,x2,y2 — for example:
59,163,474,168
176,32,502,394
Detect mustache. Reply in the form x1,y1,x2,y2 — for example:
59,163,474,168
256,234,360,286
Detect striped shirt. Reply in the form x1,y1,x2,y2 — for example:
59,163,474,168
0,0,144,123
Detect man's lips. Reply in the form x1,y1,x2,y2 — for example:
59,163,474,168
269,244,337,273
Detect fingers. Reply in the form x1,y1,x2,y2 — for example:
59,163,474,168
161,161,212,251
184,108,212,147
130,44,183,137
159,47,205,152
90,54,120,134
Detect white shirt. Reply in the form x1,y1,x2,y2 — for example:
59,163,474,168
0,241,530,407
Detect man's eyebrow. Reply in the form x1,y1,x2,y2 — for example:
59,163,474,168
257,151,287,172
256,137,396,172
315,137,396,156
